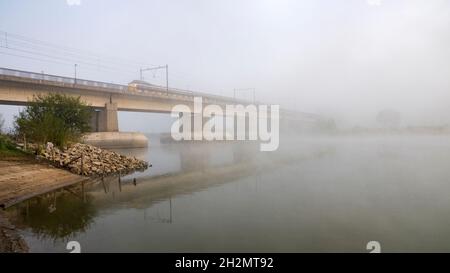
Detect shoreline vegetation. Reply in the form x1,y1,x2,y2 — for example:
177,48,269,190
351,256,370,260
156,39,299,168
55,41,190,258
0,135,150,253
0,134,30,160
0,135,150,206
0,93,151,252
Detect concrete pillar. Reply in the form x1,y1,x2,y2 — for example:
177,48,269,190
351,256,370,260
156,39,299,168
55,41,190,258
90,102,119,132
103,102,119,132
230,114,250,140
90,109,100,132
190,112,203,140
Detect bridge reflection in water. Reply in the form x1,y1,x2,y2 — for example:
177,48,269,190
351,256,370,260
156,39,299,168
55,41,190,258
3,143,255,240
5,137,332,243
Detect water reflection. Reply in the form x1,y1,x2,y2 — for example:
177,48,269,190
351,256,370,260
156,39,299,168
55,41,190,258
8,191,97,242
5,141,269,239
88,142,294,211
6,134,334,252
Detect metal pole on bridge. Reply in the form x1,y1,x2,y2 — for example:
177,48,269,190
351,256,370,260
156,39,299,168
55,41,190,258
140,65,169,95
74,63,77,85
166,64,169,96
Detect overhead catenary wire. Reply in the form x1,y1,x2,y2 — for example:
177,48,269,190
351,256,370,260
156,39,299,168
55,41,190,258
0,45,139,76
1,38,137,71
0,51,134,84
0,30,205,83
0,30,157,68
0,30,227,96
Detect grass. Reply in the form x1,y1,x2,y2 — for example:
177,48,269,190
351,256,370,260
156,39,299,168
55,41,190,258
0,134,29,159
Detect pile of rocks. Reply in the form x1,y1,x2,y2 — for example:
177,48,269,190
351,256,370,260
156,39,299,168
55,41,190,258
40,143,149,177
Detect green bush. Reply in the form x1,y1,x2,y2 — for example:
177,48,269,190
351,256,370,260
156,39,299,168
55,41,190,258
14,93,91,147
0,134,26,157
0,134,15,150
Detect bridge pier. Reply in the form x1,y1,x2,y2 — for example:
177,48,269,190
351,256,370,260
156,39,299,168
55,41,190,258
175,112,208,140
90,102,119,132
85,102,148,148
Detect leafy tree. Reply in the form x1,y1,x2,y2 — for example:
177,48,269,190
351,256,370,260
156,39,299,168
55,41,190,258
14,93,91,147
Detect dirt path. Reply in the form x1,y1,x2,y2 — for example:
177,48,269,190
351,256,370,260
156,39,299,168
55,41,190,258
0,158,89,208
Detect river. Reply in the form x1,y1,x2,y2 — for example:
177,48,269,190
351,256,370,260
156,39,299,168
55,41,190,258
6,134,450,252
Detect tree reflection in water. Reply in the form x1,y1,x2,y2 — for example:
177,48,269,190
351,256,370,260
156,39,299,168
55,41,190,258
8,190,97,242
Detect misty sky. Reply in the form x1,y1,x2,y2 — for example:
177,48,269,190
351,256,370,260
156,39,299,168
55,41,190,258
0,0,449,131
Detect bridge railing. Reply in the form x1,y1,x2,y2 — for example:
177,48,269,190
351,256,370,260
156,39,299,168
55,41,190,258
0,67,249,104
0,67,128,92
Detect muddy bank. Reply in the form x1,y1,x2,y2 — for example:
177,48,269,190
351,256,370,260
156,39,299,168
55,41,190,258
0,211,28,253
0,159,89,208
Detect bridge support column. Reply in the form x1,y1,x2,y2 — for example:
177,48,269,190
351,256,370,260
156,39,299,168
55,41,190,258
90,102,119,132
230,115,252,141
189,113,206,140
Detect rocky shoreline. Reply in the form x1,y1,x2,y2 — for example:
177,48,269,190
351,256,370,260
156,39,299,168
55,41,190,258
39,143,149,177
0,142,150,252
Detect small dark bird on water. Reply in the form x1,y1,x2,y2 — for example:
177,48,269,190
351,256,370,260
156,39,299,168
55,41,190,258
133,178,137,186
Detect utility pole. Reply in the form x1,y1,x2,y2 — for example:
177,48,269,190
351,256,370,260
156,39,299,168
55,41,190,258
139,65,169,95
74,64,77,85
166,64,169,94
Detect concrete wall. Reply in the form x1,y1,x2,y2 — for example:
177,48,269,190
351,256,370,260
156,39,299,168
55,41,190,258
82,132,148,149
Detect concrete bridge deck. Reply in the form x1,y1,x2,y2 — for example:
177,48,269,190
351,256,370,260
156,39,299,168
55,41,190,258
0,67,328,147
0,67,323,119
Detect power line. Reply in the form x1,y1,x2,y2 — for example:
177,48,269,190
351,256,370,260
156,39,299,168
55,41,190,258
0,36,194,84
0,51,133,83
2,38,136,71
0,30,205,83
0,30,157,68
0,45,139,76
0,50,75,66
140,65,169,94
0,30,228,96
0,30,164,82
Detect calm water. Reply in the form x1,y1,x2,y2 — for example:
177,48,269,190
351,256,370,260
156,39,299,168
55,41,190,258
7,134,450,252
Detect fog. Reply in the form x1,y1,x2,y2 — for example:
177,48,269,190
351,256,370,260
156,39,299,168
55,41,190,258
1,0,449,130
4,1,450,254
